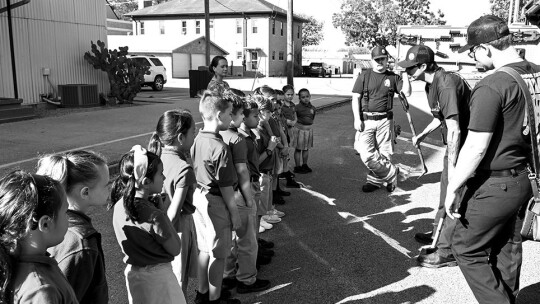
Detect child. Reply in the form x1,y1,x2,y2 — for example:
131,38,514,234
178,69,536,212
219,89,271,294
239,96,276,263
36,151,109,304
191,90,241,304
207,56,230,93
251,95,280,234
0,170,78,303
280,85,300,188
293,88,316,173
147,109,198,301
110,145,184,304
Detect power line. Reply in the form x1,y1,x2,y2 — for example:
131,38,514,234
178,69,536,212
214,0,239,13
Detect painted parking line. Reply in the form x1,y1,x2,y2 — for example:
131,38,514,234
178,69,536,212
0,121,204,170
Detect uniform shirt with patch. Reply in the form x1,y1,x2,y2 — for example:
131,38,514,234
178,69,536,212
12,254,79,304
112,198,176,266
352,69,403,112
48,210,108,304
281,101,296,121
161,149,196,230
190,130,238,191
253,125,274,171
238,126,260,177
426,68,471,146
220,126,248,164
468,60,540,170
296,102,316,125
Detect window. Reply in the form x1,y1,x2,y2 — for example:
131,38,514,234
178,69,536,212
252,19,257,34
159,21,165,35
297,25,300,39
140,22,145,35
237,51,242,60
210,19,214,29
272,20,275,35
280,21,283,36
196,21,201,34
279,51,284,60
181,21,187,35
236,19,242,34
272,51,275,60
150,58,163,66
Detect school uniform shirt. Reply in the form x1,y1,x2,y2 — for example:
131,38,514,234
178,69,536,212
190,130,238,193
295,102,316,125
281,101,296,121
253,125,273,172
351,69,402,112
161,149,196,229
11,254,79,304
468,60,540,171
425,68,471,146
48,210,108,304
238,126,260,178
112,198,176,267
220,126,248,165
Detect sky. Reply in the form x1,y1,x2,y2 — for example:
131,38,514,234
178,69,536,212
265,0,493,48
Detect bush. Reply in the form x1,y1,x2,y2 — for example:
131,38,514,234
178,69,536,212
84,40,149,104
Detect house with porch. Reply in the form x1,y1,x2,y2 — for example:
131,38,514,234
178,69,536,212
124,0,307,77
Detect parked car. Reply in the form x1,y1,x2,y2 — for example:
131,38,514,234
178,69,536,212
307,62,332,77
130,55,167,91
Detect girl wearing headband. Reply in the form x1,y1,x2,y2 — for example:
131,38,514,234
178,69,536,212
0,170,76,304
110,145,184,304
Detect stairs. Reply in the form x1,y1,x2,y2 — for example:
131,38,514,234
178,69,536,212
0,98,36,124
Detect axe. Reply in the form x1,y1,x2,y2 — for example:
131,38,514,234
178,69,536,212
398,92,428,178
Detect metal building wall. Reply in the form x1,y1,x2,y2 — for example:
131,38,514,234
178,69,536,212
0,0,109,104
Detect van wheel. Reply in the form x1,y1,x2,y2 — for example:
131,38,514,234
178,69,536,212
152,76,164,91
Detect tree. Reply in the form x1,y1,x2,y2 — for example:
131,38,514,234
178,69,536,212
108,0,172,20
298,14,325,46
332,0,445,47
490,0,527,22
84,40,149,104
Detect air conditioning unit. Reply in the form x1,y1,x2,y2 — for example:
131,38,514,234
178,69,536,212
58,84,99,107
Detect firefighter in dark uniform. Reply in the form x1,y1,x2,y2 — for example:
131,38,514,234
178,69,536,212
445,15,540,303
351,46,411,192
398,45,471,268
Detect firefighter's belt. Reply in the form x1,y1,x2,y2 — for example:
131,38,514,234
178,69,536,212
363,111,393,121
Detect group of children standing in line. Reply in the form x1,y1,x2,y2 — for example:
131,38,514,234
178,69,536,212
0,55,316,304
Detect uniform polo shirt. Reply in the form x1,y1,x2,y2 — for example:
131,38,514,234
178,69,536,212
281,101,296,121
254,125,274,171
352,69,402,112
296,102,316,125
220,126,248,165
12,254,78,304
238,126,260,177
190,130,238,191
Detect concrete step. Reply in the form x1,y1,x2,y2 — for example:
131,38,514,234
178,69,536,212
0,105,36,124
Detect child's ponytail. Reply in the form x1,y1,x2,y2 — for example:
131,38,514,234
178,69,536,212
110,146,162,222
148,132,164,157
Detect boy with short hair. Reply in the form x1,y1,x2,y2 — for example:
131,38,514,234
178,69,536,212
191,90,241,304
219,90,271,294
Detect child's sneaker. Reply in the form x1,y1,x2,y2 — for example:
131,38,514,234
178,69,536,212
262,214,281,224
293,166,307,174
258,238,274,248
260,219,273,230
302,164,313,173
236,279,271,294
268,208,285,217
259,225,266,233
286,178,301,188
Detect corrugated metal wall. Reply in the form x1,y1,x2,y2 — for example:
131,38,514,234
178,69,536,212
0,0,109,104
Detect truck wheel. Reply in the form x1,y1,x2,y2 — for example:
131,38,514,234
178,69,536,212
152,76,164,91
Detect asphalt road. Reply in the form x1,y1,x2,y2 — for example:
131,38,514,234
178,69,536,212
85,102,540,304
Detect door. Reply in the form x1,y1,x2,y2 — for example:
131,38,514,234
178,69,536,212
251,51,258,70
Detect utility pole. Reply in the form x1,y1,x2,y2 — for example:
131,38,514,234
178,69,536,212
205,0,210,66
286,0,294,86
